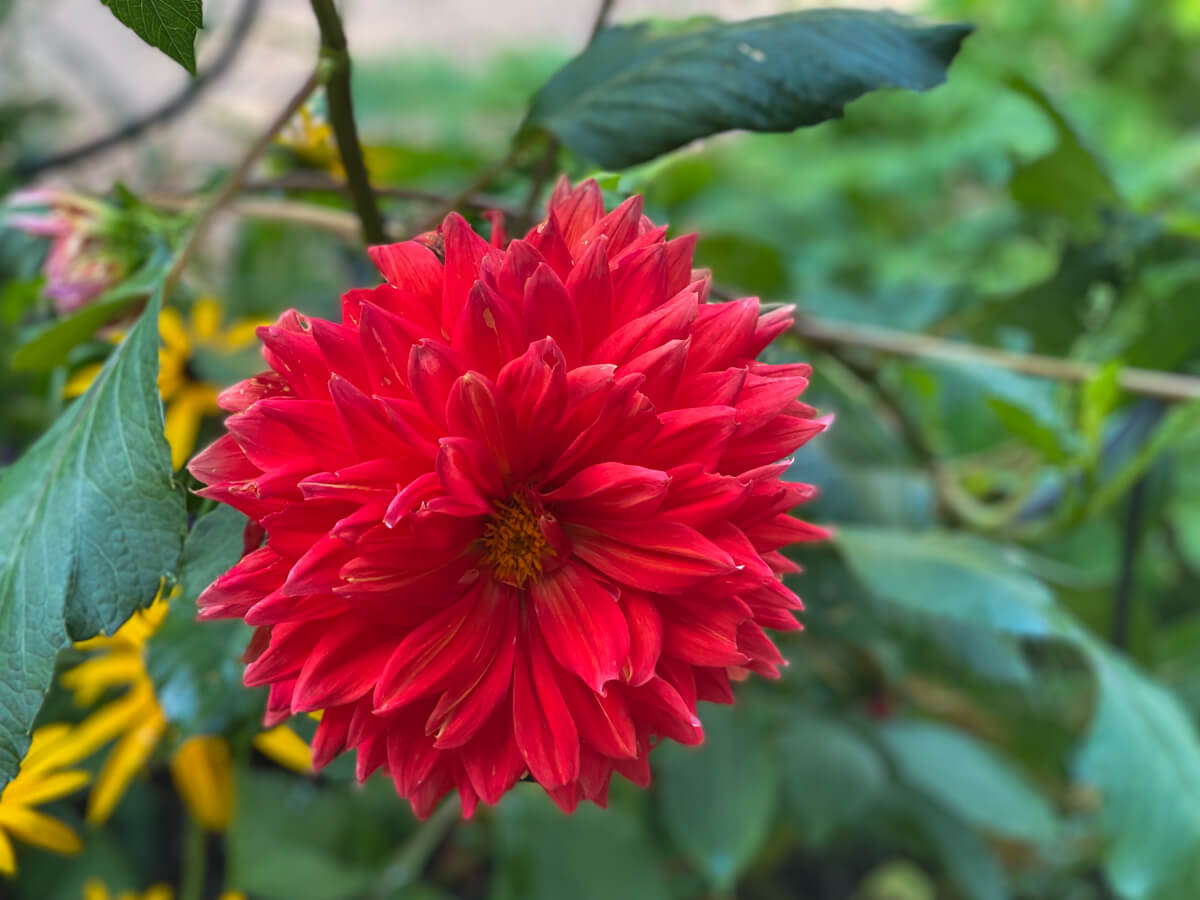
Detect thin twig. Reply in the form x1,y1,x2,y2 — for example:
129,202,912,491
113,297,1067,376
163,66,326,302
417,144,528,232
309,0,386,244
519,0,618,225
15,0,262,178
146,193,361,239
241,173,521,216
792,315,1200,403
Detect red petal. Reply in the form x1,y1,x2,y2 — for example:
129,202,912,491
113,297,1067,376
543,462,668,520
445,372,517,477
565,236,612,355
451,280,523,378
512,623,579,789
373,581,506,712
292,618,397,710
557,673,637,759
571,520,736,592
531,563,630,694
440,213,497,329
523,263,583,365
620,590,662,686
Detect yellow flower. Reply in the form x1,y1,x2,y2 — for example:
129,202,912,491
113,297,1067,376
82,880,173,900
56,592,312,829
279,107,343,175
0,725,91,876
82,881,246,900
65,298,266,470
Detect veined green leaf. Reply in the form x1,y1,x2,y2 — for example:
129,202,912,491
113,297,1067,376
523,11,972,169
99,0,203,75
0,291,186,786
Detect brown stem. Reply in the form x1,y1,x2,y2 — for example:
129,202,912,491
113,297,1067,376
792,314,1200,403
163,66,325,302
309,0,387,244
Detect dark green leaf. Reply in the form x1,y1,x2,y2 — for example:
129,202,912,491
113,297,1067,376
146,506,263,738
891,787,1009,900
835,527,1058,636
879,720,1057,843
230,768,416,900
523,11,972,169
99,0,203,75
779,714,888,845
656,704,775,889
1007,77,1121,232
1074,639,1200,900
492,786,671,900
0,292,186,786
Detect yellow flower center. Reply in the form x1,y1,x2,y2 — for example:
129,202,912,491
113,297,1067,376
481,493,552,588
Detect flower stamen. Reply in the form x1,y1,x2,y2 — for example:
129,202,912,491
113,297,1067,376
481,493,553,588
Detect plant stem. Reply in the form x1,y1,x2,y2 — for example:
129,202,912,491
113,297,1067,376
162,65,325,303
370,798,460,897
241,173,522,215
309,0,387,244
179,815,206,900
792,314,1200,403
1111,474,1149,650
417,143,529,233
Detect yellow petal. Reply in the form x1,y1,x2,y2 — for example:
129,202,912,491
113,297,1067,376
87,707,167,825
142,884,174,900
43,687,156,771
0,828,16,876
252,726,313,774
1,769,89,807
217,892,247,900
64,363,104,398
83,879,110,900
169,736,234,831
158,307,190,355
0,806,82,855
163,394,204,471
59,654,143,705
191,297,223,342
158,345,185,401
221,319,271,350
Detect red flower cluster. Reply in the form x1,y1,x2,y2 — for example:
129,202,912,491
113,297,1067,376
189,179,826,817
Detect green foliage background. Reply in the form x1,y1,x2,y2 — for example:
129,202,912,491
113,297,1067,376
3,0,1200,898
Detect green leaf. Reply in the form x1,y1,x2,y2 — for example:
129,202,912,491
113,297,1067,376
0,291,186,786
879,720,1057,844
146,506,264,739
988,395,1072,463
892,787,1009,900
1007,77,1122,232
1074,639,1200,900
230,768,416,900
835,527,1058,636
779,714,888,845
492,785,671,900
12,248,171,371
656,704,776,890
99,0,203,75
522,11,972,169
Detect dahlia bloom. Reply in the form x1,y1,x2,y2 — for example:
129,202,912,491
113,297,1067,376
190,178,826,817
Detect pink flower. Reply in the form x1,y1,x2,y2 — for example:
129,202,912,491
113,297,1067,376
5,190,127,313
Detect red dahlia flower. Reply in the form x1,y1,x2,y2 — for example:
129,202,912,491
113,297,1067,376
189,178,827,817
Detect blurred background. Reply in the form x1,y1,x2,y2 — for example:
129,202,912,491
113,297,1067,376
3,0,1200,898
